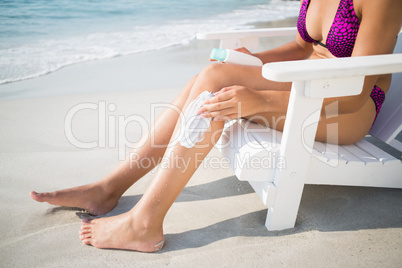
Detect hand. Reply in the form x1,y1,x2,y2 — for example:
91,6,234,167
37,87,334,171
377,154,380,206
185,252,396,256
233,47,254,56
197,86,266,121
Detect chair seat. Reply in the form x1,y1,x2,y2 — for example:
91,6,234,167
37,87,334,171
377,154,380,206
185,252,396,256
218,119,281,183
199,27,402,230
217,119,402,187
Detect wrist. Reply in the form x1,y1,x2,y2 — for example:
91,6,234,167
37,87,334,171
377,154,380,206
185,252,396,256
254,89,270,114
253,52,264,63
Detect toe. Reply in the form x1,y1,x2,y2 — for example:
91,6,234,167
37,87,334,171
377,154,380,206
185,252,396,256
82,238,93,245
80,224,92,231
30,191,53,202
154,240,164,252
79,229,91,236
30,191,42,201
79,232,92,240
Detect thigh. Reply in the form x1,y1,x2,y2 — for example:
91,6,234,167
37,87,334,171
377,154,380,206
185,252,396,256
316,98,376,144
195,63,292,94
171,74,198,108
244,98,376,145
192,64,372,144
244,112,286,131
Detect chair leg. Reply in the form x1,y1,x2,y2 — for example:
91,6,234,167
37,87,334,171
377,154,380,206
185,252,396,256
264,173,305,231
262,81,320,231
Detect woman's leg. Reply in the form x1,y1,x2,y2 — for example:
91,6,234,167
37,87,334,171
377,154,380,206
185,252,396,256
246,99,377,144
30,75,198,215
78,63,282,252
79,116,225,252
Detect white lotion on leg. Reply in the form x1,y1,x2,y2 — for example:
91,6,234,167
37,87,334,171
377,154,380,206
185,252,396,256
179,91,214,148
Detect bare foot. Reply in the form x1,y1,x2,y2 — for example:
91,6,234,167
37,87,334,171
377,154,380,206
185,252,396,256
79,212,164,252
30,183,120,215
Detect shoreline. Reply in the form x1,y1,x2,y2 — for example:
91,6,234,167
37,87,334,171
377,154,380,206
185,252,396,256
0,17,297,100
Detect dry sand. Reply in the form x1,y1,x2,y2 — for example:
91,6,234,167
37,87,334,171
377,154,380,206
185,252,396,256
1,18,402,267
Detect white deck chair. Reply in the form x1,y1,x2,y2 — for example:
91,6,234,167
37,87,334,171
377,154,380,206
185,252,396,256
197,28,402,231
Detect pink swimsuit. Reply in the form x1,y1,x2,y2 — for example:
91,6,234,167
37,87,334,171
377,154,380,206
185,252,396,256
297,0,385,125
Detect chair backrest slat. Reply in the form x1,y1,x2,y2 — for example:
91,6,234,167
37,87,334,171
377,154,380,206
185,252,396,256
369,32,402,144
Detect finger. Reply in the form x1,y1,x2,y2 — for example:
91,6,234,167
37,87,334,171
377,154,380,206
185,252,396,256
212,88,228,97
201,89,234,106
213,113,239,121
214,86,232,94
219,86,237,94
200,107,237,119
233,47,246,52
233,47,251,55
209,86,235,100
198,99,234,114
202,100,232,111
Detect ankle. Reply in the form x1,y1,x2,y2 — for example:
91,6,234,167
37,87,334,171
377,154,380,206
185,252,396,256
96,180,123,200
131,209,163,234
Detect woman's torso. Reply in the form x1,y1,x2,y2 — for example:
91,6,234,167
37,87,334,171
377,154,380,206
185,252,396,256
299,0,392,93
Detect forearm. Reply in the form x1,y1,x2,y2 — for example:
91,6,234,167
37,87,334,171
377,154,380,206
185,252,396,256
257,88,291,114
254,36,313,64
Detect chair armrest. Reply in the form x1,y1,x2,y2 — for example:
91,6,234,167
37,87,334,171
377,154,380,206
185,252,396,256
196,27,297,50
264,53,402,173
262,53,402,98
263,54,402,82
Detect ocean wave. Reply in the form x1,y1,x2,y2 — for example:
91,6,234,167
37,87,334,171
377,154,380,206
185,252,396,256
0,1,300,85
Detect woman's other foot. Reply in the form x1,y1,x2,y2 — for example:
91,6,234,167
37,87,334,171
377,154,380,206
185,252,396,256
79,212,164,252
30,183,120,215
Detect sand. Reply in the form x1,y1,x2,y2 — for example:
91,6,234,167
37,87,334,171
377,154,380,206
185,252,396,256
1,18,402,267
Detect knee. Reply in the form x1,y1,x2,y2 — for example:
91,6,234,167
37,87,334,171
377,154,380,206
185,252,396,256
200,63,229,79
184,64,232,105
196,63,231,93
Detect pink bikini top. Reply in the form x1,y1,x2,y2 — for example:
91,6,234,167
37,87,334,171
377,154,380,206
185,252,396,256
297,0,360,58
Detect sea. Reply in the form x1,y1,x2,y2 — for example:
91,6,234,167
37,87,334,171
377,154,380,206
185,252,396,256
0,0,300,85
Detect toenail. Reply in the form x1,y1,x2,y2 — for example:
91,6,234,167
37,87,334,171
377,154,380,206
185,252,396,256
82,218,91,223
154,240,164,252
